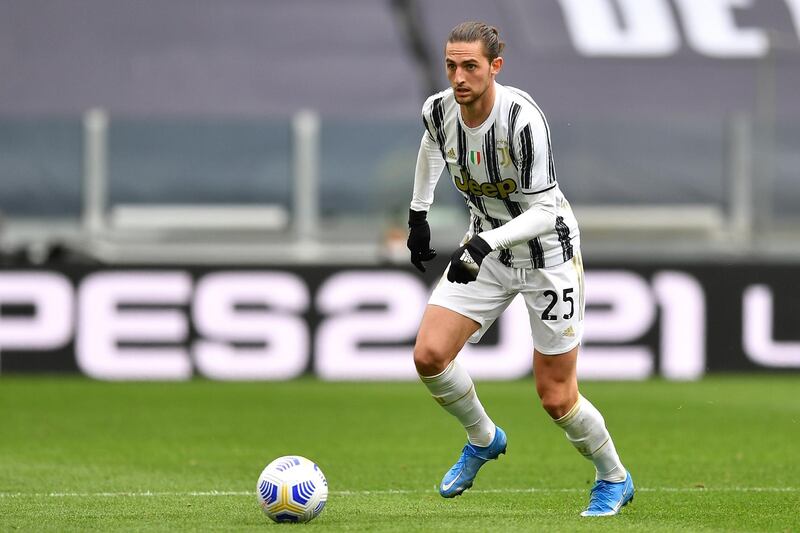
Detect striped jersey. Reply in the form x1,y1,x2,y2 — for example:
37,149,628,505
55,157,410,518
418,82,579,269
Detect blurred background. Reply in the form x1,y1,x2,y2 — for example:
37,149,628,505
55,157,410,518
1,0,799,380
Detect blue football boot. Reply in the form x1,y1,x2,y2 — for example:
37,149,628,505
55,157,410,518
580,471,635,516
439,426,507,498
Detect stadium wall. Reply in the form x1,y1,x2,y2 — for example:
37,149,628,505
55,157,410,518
1,262,798,380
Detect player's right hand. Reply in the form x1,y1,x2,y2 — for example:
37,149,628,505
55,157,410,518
407,209,437,272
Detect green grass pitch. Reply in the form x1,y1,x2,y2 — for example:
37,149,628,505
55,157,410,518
1,375,799,532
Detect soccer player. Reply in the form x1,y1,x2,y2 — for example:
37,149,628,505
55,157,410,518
407,21,634,516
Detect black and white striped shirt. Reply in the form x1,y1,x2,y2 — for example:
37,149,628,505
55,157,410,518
411,82,580,269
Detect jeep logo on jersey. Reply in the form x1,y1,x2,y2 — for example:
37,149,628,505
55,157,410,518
453,172,517,199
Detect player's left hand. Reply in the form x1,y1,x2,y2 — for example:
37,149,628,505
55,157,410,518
447,235,492,284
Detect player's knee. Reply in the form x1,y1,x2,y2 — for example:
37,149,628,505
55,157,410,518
539,388,575,419
413,342,452,377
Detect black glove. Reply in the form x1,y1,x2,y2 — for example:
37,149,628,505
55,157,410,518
407,209,437,272
447,235,492,284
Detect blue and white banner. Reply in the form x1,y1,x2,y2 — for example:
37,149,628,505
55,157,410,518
1,261,798,380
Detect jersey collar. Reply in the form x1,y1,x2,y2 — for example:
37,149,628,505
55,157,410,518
457,82,502,136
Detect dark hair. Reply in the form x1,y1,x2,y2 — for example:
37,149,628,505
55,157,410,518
446,21,505,61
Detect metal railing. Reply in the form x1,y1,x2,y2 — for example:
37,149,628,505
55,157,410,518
1,106,797,265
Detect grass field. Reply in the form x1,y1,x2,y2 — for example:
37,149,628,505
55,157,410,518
1,375,799,532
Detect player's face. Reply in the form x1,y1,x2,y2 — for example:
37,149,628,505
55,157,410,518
445,41,502,106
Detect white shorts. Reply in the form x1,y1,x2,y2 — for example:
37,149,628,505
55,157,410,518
428,252,585,355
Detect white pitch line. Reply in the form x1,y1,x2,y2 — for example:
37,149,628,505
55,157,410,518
0,487,798,498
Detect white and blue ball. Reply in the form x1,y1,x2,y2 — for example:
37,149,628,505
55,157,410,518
257,455,328,523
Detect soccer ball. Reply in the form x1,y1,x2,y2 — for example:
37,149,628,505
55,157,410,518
256,455,328,523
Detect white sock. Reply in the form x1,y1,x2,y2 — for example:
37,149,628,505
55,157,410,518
555,394,627,482
419,360,496,447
